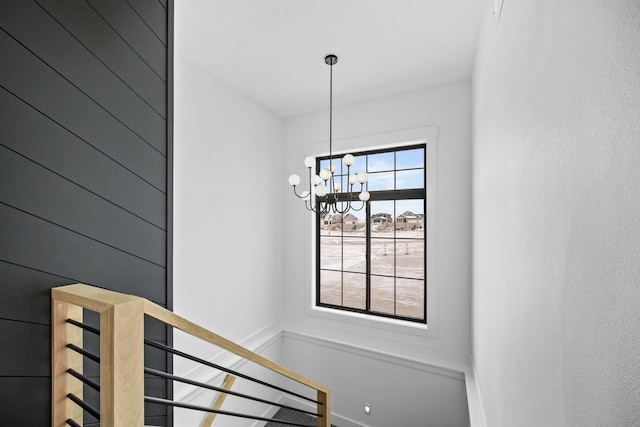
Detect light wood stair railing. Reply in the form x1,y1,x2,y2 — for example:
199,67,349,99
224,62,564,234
52,284,331,427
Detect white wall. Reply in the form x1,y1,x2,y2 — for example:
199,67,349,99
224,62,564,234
282,81,473,423
473,0,640,425
282,333,469,427
173,39,284,413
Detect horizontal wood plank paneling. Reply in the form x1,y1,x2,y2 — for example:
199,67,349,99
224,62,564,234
0,203,166,304
0,88,166,228
0,377,50,425
0,29,166,191
36,0,167,117
86,0,167,80
0,146,166,266
126,0,168,45
0,261,71,324
1,0,166,149
1,0,169,423
0,320,50,376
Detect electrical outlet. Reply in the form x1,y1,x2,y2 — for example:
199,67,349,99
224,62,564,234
364,403,372,415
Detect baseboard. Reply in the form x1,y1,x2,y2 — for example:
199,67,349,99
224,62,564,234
282,330,466,380
465,358,488,427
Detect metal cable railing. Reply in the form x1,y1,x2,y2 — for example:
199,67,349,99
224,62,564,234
53,285,330,427
145,367,320,417
144,338,321,405
146,396,318,427
66,319,321,423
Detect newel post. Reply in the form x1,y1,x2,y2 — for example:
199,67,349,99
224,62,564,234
317,388,331,427
100,297,145,426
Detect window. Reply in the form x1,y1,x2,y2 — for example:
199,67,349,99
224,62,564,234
316,144,426,323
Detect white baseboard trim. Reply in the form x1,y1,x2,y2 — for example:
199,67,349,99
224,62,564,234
465,358,488,427
282,330,466,380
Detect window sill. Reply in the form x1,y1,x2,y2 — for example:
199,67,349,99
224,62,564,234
308,303,436,338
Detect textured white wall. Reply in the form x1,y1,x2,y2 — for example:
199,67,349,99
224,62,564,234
172,46,284,387
473,0,640,425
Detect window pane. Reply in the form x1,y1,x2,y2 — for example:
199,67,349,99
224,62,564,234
343,272,366,309
342,237,366,273
395,239,424,279
396,199,424,216
371,238,395,277
340,213,360,232
319,158,341,175
319,236,342,270
396,169,424,190
326,213,344,234
367,171,394,191
319,213,338,235
371,200,394,237
395,278,424,319
349,155,366,174
368,152,394,172
396,148,424,169
370,275,394,315
395,199,424,234
339,174,349,193
319,270,341,305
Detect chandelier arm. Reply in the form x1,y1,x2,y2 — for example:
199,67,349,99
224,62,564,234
304,198,314,212
292,185,308,199
333,196,348,215
349,200,367,212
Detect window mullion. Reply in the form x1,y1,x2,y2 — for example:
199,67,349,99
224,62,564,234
365,200,371,312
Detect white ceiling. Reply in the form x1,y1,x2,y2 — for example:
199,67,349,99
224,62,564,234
176,0,486,118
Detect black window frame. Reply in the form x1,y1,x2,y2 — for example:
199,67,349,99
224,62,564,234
315,143,427,324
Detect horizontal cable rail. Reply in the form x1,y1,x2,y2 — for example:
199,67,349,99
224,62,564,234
67,318,99,335
66,418,82,427
67,392,100,420
68,368,100,392
67,319,321,408
145,367,320,417
66,342,100,364
145,396,317,427
52,283,332,427
145,338,321,405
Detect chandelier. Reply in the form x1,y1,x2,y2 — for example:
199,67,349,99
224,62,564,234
288,54,370,215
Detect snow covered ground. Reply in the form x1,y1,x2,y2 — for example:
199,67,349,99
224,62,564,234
319,227,425,319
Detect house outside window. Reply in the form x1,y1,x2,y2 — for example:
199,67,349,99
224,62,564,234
316,144,426,323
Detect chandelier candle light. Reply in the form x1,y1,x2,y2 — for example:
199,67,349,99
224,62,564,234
288,54,369,215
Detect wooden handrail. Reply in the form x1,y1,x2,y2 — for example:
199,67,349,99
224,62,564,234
52,284,331,427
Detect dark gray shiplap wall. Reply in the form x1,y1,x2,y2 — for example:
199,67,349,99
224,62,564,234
0,0,171,424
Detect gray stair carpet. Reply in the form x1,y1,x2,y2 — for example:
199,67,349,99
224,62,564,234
265,407,337,427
